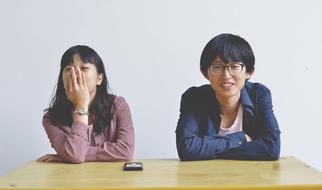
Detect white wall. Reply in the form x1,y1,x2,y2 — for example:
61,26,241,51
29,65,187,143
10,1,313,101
1,0,322,175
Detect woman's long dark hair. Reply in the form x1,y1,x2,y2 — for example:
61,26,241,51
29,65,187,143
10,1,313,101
47,45,115,134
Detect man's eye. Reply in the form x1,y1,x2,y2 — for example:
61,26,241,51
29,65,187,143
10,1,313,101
230,65,241,69
213,65,222,70
81,67,89,71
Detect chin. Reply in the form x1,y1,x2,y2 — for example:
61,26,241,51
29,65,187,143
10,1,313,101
219,90,240,99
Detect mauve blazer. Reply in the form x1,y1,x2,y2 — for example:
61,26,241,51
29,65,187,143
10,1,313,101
43,96,134,163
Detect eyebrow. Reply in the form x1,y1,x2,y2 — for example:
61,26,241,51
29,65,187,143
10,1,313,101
64,65,73,69
213,61,240,65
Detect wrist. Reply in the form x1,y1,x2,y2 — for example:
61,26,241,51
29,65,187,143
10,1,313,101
73,107,89,115
73,114,88,125
74,103,89,109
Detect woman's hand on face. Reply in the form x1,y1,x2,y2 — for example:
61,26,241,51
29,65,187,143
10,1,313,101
245,134,252,142
36,154,64,162
65,67,90,109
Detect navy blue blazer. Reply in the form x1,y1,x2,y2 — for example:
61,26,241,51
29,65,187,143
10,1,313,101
176,81,281,161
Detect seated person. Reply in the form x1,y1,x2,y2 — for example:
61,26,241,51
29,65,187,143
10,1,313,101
37,45,134,163
176,33,281,161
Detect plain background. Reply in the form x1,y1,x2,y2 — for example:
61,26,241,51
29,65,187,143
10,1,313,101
1,0,322,176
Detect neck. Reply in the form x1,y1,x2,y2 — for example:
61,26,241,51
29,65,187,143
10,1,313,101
216,93,240,116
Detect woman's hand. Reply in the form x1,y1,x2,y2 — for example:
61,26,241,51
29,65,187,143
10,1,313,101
65,67,90,109
36,154,64,162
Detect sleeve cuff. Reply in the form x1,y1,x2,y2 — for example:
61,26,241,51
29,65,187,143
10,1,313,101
227,131,247,148
85,146,98,161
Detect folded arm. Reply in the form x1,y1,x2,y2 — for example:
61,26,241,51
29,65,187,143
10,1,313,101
42,117,91,163
176,112,247,161
217,91,281,160
42,98,135,163
85,97,135,162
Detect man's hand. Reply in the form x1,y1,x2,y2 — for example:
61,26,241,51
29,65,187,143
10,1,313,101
245,134,252,142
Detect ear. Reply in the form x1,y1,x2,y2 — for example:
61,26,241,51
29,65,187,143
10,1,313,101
97,73,104,85
246,67,255,80
203,69,210,81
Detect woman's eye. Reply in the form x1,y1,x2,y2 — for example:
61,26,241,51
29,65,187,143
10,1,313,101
81,67,89,71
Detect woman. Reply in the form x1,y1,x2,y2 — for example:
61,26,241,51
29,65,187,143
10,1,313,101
176,33,280,161
37,45,134,163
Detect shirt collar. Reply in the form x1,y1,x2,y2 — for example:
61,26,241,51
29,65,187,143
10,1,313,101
207,84,255,117
240,86,255,117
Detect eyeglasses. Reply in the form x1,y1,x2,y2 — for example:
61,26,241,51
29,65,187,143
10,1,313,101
209,63,245,75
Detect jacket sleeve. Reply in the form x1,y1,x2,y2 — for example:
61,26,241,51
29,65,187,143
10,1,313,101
42,116,91,164
217,89,281,160
85,97,135,162
175,88,247,161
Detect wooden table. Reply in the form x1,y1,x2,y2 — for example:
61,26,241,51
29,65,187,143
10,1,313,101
1,156,322,190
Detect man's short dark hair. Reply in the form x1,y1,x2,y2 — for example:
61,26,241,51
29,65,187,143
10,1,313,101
200,33,255,77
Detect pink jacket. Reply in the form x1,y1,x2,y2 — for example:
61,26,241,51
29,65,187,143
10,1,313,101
43,96,134,163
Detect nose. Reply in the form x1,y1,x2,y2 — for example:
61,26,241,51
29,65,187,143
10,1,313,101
221,67,231,78
70,65,81,73
74,66,79,74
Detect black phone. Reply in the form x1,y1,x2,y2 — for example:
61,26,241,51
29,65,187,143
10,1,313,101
123,162,143,171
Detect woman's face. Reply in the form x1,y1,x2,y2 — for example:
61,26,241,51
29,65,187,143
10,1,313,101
62,53,103,95
207,56,252,101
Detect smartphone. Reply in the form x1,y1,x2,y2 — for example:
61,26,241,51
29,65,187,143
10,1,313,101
123,162,143,171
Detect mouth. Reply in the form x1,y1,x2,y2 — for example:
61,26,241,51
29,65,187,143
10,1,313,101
220,82,235,89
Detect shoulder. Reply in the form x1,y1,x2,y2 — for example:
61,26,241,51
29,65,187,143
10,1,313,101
180,85,213,111
42,110,66,131
113,96,131,114
114,96,129,106
245,81,271,96
42,110,56,127
42,110,64,127
182,84,212,100
243,81,273,106
42,111,51,125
